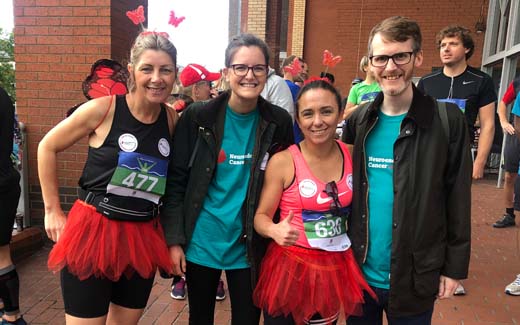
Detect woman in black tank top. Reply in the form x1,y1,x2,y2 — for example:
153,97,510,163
38,31,178,323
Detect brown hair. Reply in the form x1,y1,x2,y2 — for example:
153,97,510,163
436,25,474,60
224,33,270,68
367,16,422,56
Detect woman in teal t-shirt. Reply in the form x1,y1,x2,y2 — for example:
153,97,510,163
161,34,294,324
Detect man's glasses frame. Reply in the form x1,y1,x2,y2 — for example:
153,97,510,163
369,51,415,67
230,64,268,77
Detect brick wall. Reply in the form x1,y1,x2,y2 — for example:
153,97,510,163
290,0,305,58
240,0,249,34
266,0,282,67
247,0,267,39
14,0,143,226
229,0,241,40
302,0,488,95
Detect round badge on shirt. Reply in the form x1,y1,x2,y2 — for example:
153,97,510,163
299,179,318,198
158,138,170,157
118,133,138,152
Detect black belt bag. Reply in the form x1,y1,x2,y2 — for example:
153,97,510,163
79,189,159,222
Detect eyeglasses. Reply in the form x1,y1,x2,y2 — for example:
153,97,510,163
369,51,415,67
324,181,342,215
230,64,268,77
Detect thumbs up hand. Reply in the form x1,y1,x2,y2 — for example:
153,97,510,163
270,211,300,247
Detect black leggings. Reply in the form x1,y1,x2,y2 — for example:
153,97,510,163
186,261,260,325
0,185,20,246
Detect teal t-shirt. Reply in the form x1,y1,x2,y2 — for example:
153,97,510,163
347,81,381,105
512,96,520,174
186,105,259,269
363,110,406,289
511,94,520,117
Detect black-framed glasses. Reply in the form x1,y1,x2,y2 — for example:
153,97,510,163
230,64,268,77
369,51,415,67
324,181,342,215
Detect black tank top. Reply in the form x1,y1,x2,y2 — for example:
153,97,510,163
79,95,171,195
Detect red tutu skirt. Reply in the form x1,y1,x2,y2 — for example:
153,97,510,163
253,243,376,324
48,200,173,281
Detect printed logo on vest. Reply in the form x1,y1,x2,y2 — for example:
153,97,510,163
299,179,317,198
118,133,138,152
218,149,227,163
158,138,170,157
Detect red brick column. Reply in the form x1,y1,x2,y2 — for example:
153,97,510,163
14,0,145,226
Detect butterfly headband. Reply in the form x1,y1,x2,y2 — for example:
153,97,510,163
283,57,303,76
303,76,332,86
322,49,342,74
126,5,186,39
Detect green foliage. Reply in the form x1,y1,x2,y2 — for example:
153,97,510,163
0,28,15,101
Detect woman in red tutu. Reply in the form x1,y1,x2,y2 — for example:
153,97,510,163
254,79,375,324
37,31,178,324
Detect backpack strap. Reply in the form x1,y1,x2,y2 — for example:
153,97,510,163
437,100,450,143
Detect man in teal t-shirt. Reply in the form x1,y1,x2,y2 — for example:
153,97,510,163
363,111,405,289
342,17,471,324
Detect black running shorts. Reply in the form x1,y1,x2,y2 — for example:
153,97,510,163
504,134,520,173
60,267,154,318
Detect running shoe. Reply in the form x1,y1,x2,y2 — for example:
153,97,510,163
216,279,226,301
493,214,516,228
505,274,520,296
170,277,186,300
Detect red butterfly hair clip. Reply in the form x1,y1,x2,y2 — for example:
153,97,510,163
169,10,186,28
322,50,342,73
126,5,145,26
283,57,303,76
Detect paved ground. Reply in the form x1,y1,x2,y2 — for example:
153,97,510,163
13,177,520,324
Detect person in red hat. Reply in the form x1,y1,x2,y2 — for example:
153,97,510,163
179,63,221,102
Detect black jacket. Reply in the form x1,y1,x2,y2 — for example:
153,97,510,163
342,86,472,316
160,92,294,285
0,87,19,192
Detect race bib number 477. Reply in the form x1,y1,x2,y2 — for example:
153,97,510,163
106,151,168,204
